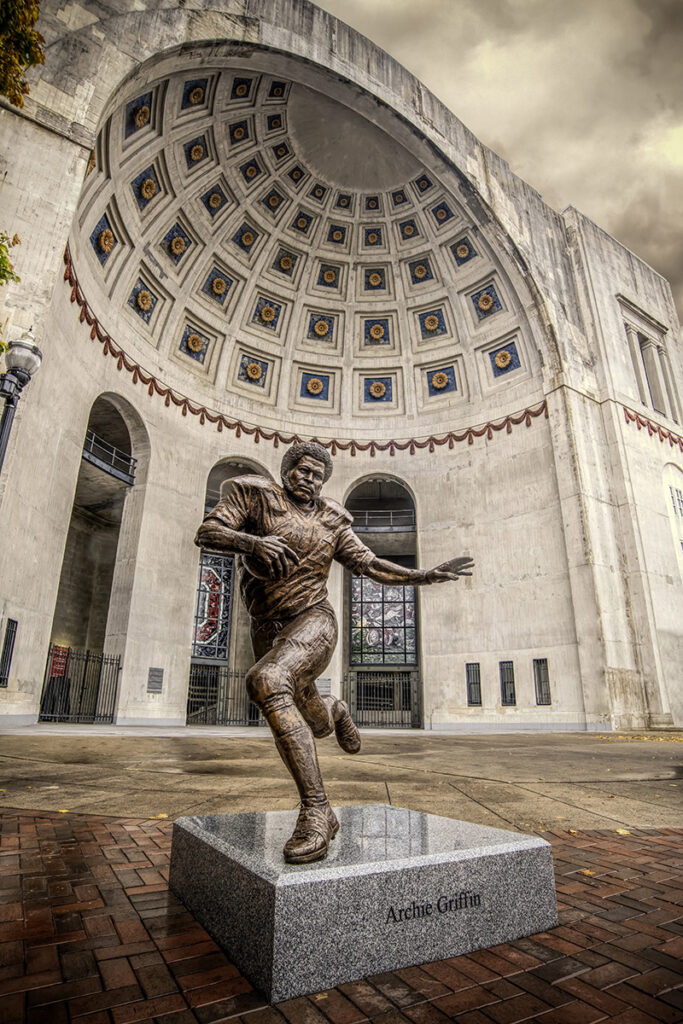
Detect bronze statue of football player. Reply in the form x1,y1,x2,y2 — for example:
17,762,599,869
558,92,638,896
196,441,474,864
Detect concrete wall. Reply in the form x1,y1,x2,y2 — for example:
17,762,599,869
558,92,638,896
0,0,680,729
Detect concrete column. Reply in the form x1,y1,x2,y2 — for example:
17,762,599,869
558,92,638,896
111,428,203,727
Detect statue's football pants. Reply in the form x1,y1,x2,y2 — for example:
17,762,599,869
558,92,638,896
246,601,340,806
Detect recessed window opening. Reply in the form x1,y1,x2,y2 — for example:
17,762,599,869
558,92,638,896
533,658,551,705
623,307,680,424
466,662,482,706
638,333,666,416
499,660,516,706
664,465,683,578
0,619,18,687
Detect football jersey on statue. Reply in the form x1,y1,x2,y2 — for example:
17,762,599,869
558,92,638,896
203,475,375,621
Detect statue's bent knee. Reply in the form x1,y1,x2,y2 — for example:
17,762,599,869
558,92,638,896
246,663,289,707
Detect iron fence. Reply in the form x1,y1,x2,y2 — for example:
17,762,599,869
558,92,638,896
186,664,265,726
39,645,121,723
345,669,421,728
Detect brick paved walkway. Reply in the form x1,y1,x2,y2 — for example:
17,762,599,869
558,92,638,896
0,809,680,1023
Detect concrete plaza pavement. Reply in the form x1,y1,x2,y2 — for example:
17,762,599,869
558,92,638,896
0,727,680,833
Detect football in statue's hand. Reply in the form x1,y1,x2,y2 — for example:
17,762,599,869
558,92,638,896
241,552,293,580
240,535,300,580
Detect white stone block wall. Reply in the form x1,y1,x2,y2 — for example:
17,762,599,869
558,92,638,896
0,0,679,729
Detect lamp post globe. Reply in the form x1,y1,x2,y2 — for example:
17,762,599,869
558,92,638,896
0,328,43,475
5,332,43,377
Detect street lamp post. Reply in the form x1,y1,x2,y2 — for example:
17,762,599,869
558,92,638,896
0,330,43,476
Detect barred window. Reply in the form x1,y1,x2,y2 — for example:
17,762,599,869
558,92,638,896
499,660,516,706
466,662,482,706
0,619,17,687
533,658,551,705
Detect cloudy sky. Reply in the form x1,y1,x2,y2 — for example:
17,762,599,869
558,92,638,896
315,0,683,320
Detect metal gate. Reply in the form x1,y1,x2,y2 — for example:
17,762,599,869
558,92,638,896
39,645,121,724
186,664,265,726
345,669,421,728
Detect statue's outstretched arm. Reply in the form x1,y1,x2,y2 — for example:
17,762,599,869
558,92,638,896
363,555,474,586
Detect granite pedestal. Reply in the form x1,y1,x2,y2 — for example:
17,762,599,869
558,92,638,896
169,804,558,1003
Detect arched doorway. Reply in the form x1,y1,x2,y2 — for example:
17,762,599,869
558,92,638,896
344,477,421,728
186,458,272,725
39,394,149,723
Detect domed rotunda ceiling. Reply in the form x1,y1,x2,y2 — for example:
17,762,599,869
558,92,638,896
71,52,538,438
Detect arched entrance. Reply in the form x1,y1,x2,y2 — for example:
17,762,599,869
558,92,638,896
344,477,421,728
39,394,149,723
186,458,271,725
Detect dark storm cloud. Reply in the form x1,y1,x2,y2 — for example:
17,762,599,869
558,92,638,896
315,0,683,318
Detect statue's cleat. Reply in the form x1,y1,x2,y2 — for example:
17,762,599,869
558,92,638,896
283,804,339,864
334,700,361,754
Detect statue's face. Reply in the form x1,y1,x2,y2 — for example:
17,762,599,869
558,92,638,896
285,456,326,504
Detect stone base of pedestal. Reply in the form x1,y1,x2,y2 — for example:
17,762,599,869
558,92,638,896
169,804,558,1003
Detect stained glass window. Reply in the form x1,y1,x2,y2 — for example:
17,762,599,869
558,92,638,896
192,551,234,661
350,575,417,665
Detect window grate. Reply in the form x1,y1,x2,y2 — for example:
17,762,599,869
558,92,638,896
0,619,17,687
466,662,482,706
186,665,264,726
499,660,516,706
533,658,551,705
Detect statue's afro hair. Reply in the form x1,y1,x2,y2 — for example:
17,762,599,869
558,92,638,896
280,441,333,483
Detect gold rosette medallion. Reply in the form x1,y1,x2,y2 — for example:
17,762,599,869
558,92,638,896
245,361,263,381
140,178,157,199
98,229,115,253
306,377,324,395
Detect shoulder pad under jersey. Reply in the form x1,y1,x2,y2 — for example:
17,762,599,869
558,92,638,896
319,495,353,524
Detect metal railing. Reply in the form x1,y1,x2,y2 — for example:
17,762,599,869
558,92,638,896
345,669,421,728
82,429,137,485
350,508,415,531
186,664,266,726
39,645,121,723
